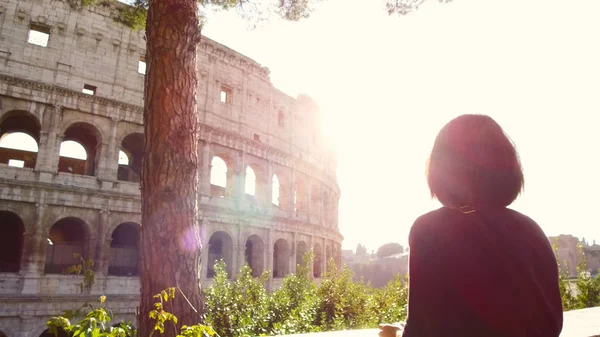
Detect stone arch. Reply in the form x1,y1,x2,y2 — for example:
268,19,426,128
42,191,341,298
118,133,144,183
272,166,291,210
108,222,140,276
39,328,68,337
207,231,234,278
273,238,290,278
244,159,267,204
313,243,323,278
245,234,265,277
296,240,309,269
0,110,41,168
0,211,24,273
44,217,91,274
210,155,229,197
58,122,102,176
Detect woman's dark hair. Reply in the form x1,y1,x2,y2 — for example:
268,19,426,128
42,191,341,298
426,114,524,208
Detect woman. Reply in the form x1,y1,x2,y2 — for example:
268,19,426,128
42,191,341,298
383,114,563,337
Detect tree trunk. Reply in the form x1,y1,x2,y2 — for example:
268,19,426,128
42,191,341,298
139,0,202,335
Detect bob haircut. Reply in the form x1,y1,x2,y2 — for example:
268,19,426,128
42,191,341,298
426,114,524,208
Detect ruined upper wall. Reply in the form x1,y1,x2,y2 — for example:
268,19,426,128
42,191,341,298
0,0,337,176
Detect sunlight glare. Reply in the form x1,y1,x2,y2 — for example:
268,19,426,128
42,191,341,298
118,150,129,165
59,141,87,160
272,174,280,205
0,132,39,152
245,166,256,196
210,156,227,187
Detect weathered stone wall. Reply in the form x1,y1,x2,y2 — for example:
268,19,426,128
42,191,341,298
0,0,342,335
550,234,600,277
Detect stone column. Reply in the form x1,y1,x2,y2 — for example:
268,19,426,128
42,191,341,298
266,230,274,291
21,203,46,294
15,315,38,337
236,151,246,210
35,105,62,182
98,118,118,188
237,230,246,278
290,233,297,275
266,161,273,208
94,210,110,277
289,169,296,218
200,141,211,200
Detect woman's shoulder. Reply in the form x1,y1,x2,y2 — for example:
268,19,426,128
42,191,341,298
409,207,449,237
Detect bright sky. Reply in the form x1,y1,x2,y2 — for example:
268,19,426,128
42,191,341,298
200,0,600,252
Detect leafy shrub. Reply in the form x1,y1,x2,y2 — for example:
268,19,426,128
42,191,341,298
315,260,379,330
267,252,321,335
372,274,409,324
47,252,410,337
203,261,271,337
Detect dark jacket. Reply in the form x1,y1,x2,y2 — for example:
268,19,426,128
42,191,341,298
402,206,563,337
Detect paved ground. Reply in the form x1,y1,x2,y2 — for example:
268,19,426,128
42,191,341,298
282,307,600,337
561,306,600,337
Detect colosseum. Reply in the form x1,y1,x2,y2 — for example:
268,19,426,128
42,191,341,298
0,0,342,334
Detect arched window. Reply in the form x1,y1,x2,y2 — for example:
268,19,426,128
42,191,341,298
245,235,265,277
273,239,290,278
118,150,129,165
45,218,89,274
207,231,233,278
59,140,87,160
0,132,39,152
118,133,144,182
108,223,140,276
210,157,227,187
58,123,101,176
313,243,323,278
272,174,280,206
245,166,256,196
0,211,25,272
296,241,309,268
0,111,41,168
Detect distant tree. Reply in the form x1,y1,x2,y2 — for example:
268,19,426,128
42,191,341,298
376,243,404,259
386,0,454,15
356,244,368,257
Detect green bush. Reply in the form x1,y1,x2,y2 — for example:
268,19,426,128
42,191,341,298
49,244,600,337
552,240,600,311
372,274,409,325
267,252,321,335
315,260,379,331
203,261,271,337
